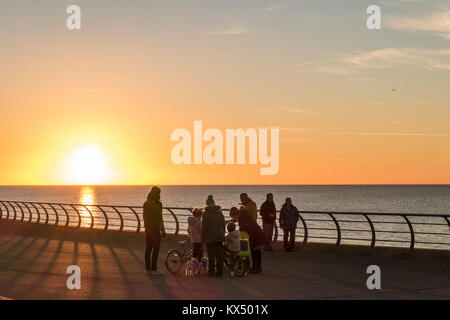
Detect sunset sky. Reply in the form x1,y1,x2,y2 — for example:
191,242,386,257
0,0,449,185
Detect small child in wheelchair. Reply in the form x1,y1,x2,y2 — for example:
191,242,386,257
224,222,241,276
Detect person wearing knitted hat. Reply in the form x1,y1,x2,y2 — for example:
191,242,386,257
143,186,166,275
201,195,225,277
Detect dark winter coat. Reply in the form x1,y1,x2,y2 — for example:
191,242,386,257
143,198,165,234
201,206,225,243
279,204,300,229
238,209,267,249
260,201,277,224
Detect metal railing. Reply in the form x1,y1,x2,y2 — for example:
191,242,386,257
0,200,449,251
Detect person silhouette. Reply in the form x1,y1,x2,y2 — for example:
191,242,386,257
143,186,166,275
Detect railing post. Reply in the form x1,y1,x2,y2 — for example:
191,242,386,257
83,205,95,229
445,216,450,229
22,202,33,223
58,204,70,227
167,208,179,235
6,201,17,221
129,207,141,232
48,203,59,226
37,203,49,224
273,221,279,242
298,213,308,246
14,201,25,222
97,206,109,230
0,201,8,220
328,213,341,249
402,215,415,251
112,206,124,231
30,203,41,223
364,214,376,252
70,205,82,228
4,201,10,220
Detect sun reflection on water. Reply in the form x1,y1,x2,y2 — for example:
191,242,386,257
80,186,96,205
79,187,97,225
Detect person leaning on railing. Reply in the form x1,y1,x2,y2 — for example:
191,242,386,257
143,186,166,275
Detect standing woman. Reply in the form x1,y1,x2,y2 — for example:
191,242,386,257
143,186,166,275
201,195,225,277
230,206,267,273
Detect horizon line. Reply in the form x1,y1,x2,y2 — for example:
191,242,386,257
0,183,449,187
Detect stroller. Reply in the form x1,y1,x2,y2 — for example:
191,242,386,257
223,231,251,277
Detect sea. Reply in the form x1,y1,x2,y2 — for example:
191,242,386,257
0,185,449,214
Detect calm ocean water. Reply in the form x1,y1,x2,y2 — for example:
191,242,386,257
0,185,449,214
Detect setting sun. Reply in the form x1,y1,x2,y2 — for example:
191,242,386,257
63,145,114,185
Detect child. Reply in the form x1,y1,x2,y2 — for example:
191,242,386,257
226,222,241,276
188,208,203,260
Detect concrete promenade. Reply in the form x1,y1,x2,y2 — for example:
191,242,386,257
0,221,448,300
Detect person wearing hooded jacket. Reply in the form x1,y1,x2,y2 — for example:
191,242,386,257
143,186,166,274
201,195,225,277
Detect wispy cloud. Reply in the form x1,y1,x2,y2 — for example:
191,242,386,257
410,99,437,105
299,48,450,74
265,4,287,12
279,127,447,137
386,10,450,40
361,100,383,105
316,132,448,137
204,24,251,36
272,106,319,117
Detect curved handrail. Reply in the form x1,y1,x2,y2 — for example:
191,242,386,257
48,203,59,226
402,215,415,251
22,202,33,223
70,205,82,228
82,205,95,229
166,208,179,236
129,207,141,232
0,201,9,220
30,203,41,223
14,201,25,222
7,201,18,221
298,214,308,246
0,199,449,252
37,203,49,225
364,214,376,251
328,213,341,248
97,206,109,230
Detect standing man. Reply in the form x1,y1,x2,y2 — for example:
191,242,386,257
202,195,225,277
260,193,276,253
279,197,299,252
143,186,166,275
240,193,258,222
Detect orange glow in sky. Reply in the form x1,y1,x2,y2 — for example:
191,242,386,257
0,1,449,185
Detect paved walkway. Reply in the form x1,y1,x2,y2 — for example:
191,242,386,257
0,221,448,299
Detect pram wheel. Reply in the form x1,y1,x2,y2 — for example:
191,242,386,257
234,258,247,277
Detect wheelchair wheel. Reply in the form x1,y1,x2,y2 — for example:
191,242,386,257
165,249,184,273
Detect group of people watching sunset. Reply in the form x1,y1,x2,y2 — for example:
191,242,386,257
142,186,300,276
